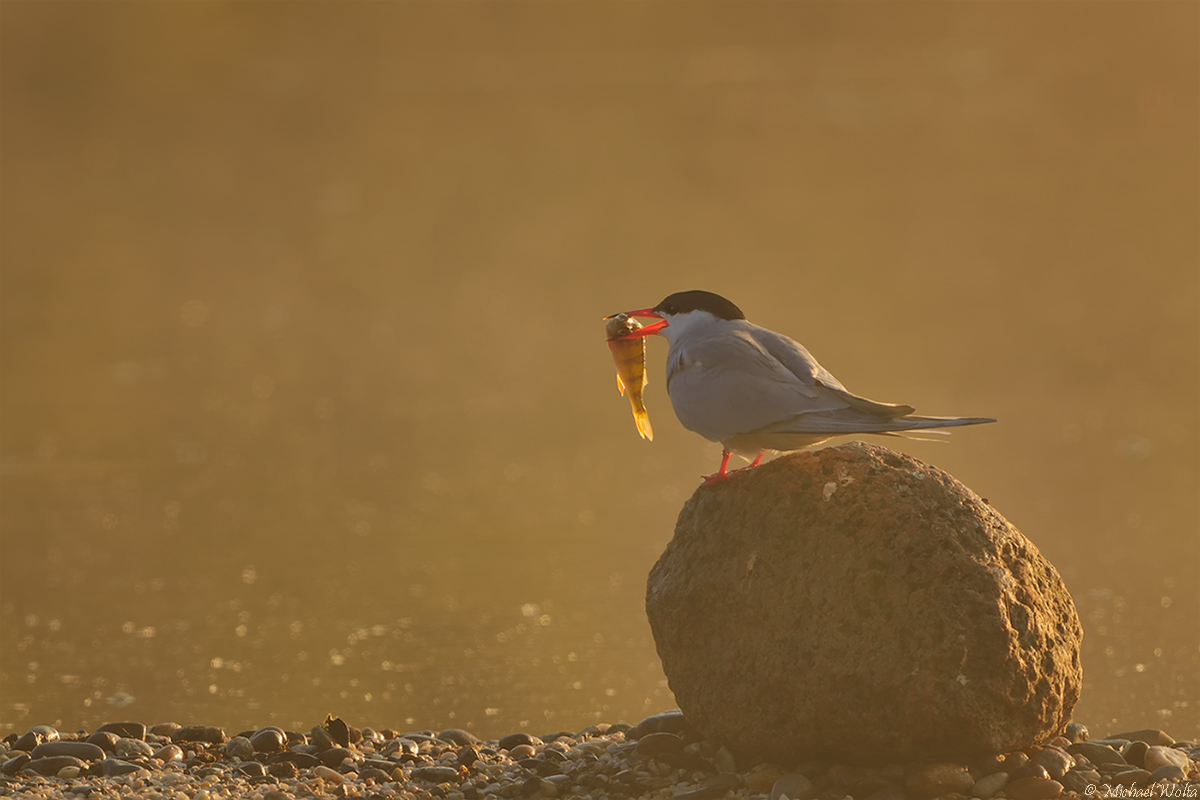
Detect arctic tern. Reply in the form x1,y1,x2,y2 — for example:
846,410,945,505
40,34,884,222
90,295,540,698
612,290,995,484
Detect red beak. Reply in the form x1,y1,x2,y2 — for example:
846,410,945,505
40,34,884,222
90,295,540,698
610,308,667,338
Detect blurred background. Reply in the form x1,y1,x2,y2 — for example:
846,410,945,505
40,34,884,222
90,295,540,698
1,3,1196,739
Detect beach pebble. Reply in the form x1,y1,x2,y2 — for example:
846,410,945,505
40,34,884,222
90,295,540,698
1122,740,1148,767
1007,777,1064,799
96,757,142,776
632,709,699,741
1144,745,1191,772
1149,765,1187,782
14,725,58,752
310,725,335,751
498,732,540,751
905,762,974,797
96,721,146,740
1111,730,1175,746
413,765,461,783
1065,722,1090,742
249,726,285,754
636,732,684,756
971,771,1009,798
1068,741,1127,766
86,731,121,752
171,725,225,744
1061,768,1102,793
314,764,345,783
1113,769,1153,785
115,736,155,758
1030,746,1075,780
30,741,105,761
153,744,183,762
224,736,254,759
439,728,481,746
22,755,85,776
56,765,82,779
770,772,815,800
1,753,31,776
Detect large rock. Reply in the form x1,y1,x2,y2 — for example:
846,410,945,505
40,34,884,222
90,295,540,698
645,442,1082,763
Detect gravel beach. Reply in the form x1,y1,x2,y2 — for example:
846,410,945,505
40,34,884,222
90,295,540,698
1,715,1197,800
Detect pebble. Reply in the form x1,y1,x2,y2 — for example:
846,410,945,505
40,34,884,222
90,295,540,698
85,730,121,751
1006,777,1064,799
970,770,1009,798
153,743,184,762
1144,744,1191,772
770,771,815,800
439,728,481,746
224,735,254,759
1110,729,1175,746
313,764,345,783
1068,740,1128,766
29,741,106,761
23,755,86,776
635,731,684,756
96,721,147,740
250,726,286,754
1122,740,1149,767
497,732,540,751
172,725,226,743
1112,768,1153,785
905,762,974,797
1149,764,1187,781
114,736,155,758
1061,767,1102,793
1030,746,1075,780
14,725,59,752
1065,722,1090,742
631,709,699,740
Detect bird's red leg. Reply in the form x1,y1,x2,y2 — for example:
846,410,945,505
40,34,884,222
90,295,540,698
701,450,733,486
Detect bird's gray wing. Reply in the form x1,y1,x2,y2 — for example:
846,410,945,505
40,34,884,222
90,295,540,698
749,323,915,419
665,329,847,441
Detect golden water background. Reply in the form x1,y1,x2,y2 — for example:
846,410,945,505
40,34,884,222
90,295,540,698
2,2,1197,738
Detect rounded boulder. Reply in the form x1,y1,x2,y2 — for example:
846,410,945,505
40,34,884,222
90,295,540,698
645,442,1082,763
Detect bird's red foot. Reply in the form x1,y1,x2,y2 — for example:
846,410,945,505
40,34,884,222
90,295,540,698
700,452,762,486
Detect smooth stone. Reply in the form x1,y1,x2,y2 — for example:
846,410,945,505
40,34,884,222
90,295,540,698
1030,746,1075,780
385,738,419,758
509,743,536,759
14,725,59,752
713,745,737,773
498,733,540,751
905,763,974,798
636,732,684,757
1061,768,1102,794
268,760,299,778
236,761,266,777
971,771,1009,798
456,744,479,768
1065,722,1089,742
632,710,700,741
30,741,105,762
96,722,146,740
360,727,384,744
250,727,285,754
170,725,225,744
744,768,785,793
412,765,461,783
360,767,391,783
310,725,335,751
770,772,815,800
1149,765,1186,782
1112,769,1153,785
152,744,183,762
22,755,85,776
56,765,82,779
1068,741,1128,766
438,728,480,746
2,753,31,776
149,723,180,738
1122,740,1148,768
96,758,142,777
1011,764,1052,781
1007,777,1064,799
1109,730,1174,746
313,764,345,783
317,746,354,767
1144,745,1190,772
323,715,351,748
225,736,254,760
86,731,120,752
114,737,154,758
271,751,320,768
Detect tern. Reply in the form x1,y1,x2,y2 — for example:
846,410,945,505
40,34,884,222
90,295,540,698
613,290,995,484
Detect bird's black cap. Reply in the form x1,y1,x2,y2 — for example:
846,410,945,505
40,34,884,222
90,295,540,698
653,290,746,321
